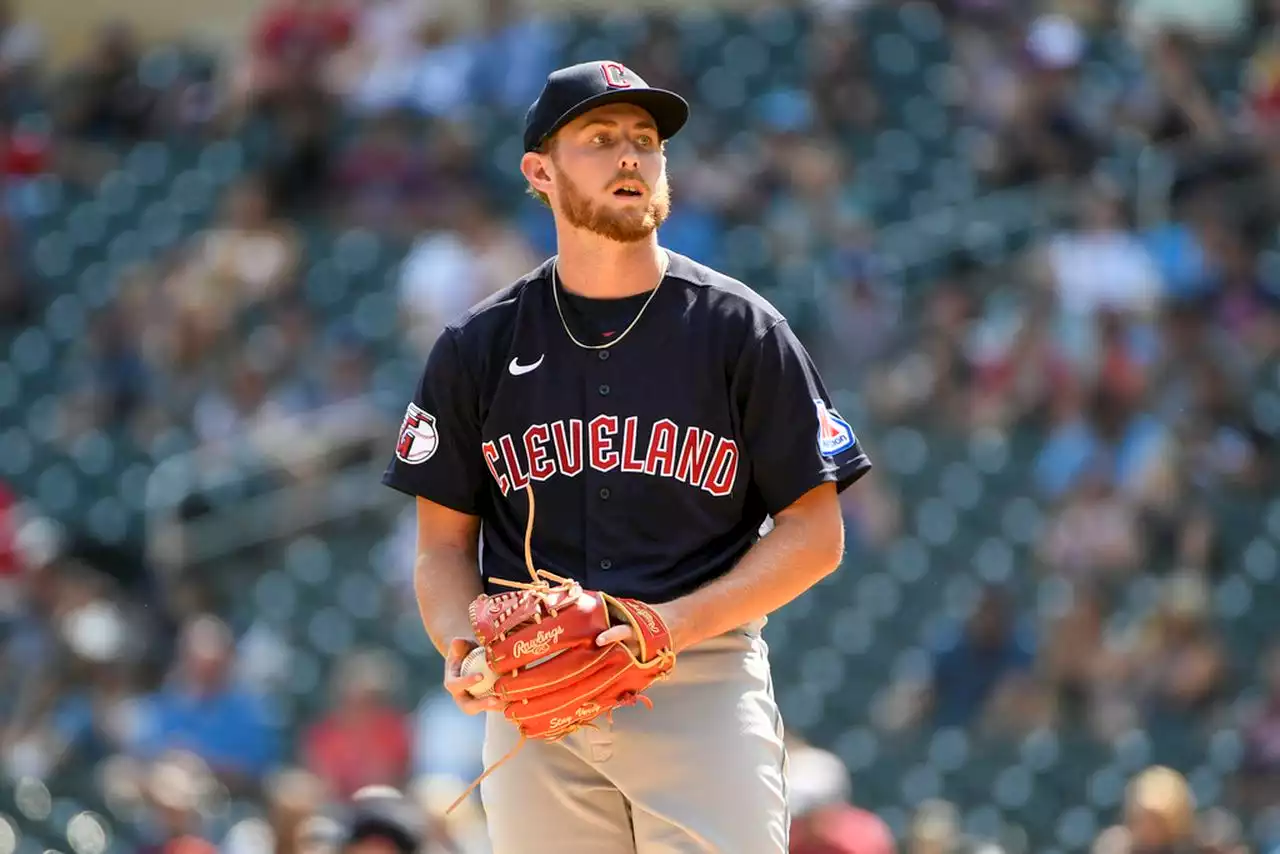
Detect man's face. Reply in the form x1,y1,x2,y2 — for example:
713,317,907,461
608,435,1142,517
528,103,671,242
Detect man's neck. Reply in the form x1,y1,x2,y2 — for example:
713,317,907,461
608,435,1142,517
554,228,666,299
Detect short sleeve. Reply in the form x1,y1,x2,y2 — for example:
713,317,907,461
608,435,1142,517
736,320,871,515
381,327,489,515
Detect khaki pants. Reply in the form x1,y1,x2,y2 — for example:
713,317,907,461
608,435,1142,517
478,620,789,853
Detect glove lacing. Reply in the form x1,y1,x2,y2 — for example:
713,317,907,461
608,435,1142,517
447,485,600,815
445,484,672,815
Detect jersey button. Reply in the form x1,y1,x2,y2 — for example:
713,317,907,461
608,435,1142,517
600,558,613,570
599,488,610,500
598,384,610,396
598,351,610,361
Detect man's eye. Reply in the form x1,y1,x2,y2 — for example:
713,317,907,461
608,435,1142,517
636,135,653,147
592,134,611,145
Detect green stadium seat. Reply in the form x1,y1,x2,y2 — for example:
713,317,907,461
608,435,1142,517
43,294,87,344
33,230,74,280
97,172,139,218
123,141,171,187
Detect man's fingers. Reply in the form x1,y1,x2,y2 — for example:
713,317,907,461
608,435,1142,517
445,637,475,676
455,693,504,715
596,625,633,647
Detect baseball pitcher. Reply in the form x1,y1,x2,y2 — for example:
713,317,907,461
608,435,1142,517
382,60,872,853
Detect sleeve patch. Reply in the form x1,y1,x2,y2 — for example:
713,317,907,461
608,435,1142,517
396,402,440,464
815,398,856,457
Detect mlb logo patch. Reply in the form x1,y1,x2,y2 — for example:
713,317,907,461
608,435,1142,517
814,398,856,457
396,402,439,464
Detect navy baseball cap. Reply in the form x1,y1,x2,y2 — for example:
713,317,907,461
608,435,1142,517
523,60,690,153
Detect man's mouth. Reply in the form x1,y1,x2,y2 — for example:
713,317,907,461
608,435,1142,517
612,185,645,198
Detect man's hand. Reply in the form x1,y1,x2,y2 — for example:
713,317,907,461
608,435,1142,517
443,637,504,715
595,603,682,655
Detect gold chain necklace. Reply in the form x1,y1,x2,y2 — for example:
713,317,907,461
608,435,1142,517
551,252,669,351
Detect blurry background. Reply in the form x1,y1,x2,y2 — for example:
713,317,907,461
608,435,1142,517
0,0,1278,851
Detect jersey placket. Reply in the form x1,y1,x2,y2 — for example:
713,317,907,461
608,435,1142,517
582,346,618,588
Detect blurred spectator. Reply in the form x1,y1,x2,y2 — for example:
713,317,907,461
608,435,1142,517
0,0,42,115
336,785,428,854
1193,215,1280,363
166,177,301,338
59,304,152,437
1235,643,1280,810
329,0,436,114
867,279,977,427
0,211,32,324
1037,184,1163,334
328,110,437,234
882,584,1035,731
1032,383,1171,507
1094,765,1198,854
130,614,281,795
807,20,880,137
1123,0,1250,47
271,768,331,853
931,584,1035,728
1196,807,1250,854
1,560,140,778
303,649,412,801
787,734,895,854
1036,461,1146,584
397,196,538,354
55,21,158,142
905,798,996,854
977,13,1100,186
970,291,1076,431
263,99,338,214
466,0,563,112
1115,30,1229,146
1038,584,1129,737
240,0,354,113
136,751,220,854
1114,573,1229,736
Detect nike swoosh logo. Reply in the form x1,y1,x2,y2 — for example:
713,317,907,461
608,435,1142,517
508,355,544,376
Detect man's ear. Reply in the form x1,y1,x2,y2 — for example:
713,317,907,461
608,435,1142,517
520,152,554,197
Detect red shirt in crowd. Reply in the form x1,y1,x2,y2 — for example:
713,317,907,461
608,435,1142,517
254,0,353,63
303,706,412,800
790,804,897,854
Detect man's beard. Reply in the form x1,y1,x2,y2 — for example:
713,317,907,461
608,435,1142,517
552,160,671,242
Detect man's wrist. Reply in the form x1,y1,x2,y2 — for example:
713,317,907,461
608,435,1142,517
654,600,698,653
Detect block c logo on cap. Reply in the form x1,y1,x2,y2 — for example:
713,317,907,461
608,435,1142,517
600,62,632,89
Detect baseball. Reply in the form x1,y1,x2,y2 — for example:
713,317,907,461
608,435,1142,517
460,647,498,698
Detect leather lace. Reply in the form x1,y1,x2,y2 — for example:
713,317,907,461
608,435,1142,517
446,484,626,814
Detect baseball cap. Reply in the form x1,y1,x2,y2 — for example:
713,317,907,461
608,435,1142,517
339,788,426,852
523,60,690,153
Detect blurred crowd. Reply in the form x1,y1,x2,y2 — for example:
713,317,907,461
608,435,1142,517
1,0,1280,852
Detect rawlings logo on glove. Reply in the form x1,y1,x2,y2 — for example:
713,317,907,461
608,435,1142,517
446,485,677,813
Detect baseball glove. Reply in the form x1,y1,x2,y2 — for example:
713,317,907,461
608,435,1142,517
445,484,676,813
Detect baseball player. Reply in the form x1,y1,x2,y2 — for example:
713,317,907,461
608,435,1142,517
382,60,871,853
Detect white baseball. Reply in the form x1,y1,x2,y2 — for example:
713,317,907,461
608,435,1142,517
460,647,498,698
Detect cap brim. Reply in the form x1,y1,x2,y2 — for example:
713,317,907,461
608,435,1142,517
528,88,690,151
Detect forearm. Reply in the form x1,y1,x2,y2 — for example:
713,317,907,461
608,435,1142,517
661,512,843,651
413,545,485,658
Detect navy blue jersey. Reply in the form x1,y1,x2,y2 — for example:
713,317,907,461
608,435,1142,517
381,250,871,602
